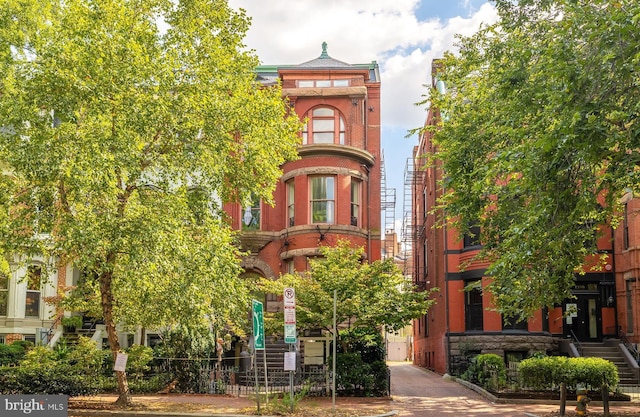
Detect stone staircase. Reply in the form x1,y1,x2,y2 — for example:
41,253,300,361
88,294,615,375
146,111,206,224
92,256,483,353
580,341,639,385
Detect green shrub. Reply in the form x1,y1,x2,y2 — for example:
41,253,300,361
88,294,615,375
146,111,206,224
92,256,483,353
0,341,32,366
519,356,569,390
332,327,389,396
152,326,218,393
125,344,154,378
462,353,507,391
0,337,105,396
519,356,619,391
566,357,618,389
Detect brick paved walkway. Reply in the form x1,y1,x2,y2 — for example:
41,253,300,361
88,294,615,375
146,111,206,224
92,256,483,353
388,362,638,417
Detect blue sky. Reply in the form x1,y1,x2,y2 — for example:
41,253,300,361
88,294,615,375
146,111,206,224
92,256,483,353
227,0,498,235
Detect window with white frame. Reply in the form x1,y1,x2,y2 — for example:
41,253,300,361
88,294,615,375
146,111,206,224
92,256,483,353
297,79,350,88
25,265,41,318
351,178,361,227
241,194,261,231
285,259,295,274
310,176,335,224
287,180,295,227
302,107,345,145
0,273,8,316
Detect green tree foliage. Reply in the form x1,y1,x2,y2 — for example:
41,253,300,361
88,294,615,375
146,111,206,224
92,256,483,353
422,0,640,320
0,0,301,404
258,240,436,335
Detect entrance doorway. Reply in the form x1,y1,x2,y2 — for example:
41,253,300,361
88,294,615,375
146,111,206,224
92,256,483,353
565,294,601,342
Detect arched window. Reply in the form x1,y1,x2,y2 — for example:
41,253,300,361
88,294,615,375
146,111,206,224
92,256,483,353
302,107,345,145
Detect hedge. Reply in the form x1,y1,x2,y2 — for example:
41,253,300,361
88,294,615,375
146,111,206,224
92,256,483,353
519,356,619,390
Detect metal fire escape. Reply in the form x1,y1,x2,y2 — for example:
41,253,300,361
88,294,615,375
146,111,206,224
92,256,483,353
401,157,415,278
380,152,396,259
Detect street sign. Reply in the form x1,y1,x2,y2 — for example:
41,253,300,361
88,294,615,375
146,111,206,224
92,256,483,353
284,287,295,307
283,288,296,344
252,299,265,350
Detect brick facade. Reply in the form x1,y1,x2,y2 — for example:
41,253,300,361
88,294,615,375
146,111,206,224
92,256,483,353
224,45,382,313
412,60,635,375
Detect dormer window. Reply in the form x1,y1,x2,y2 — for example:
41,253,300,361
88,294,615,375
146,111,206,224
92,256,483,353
302,107,345,145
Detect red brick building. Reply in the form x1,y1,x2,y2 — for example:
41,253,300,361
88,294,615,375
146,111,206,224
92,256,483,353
224,43,382,313
411,61,638,378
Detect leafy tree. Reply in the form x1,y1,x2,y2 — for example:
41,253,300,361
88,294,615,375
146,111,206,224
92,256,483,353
258,240,436,336
421,0,640,320
0,0,301,405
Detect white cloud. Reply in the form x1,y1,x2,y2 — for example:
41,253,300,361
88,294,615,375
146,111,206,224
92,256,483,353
229,0,497,130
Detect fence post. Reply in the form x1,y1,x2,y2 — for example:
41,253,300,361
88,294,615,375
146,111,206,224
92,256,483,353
602,382,610,417
559,382,566,416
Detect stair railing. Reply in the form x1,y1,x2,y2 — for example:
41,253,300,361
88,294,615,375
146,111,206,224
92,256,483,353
569,329,583,356
617,326,640,364
46,315,62,343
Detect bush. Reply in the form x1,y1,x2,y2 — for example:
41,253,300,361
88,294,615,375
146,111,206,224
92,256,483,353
0,337,106,396
462,353,507,391
0,341,32,366
332,327,389,396
152,326,219,393
519,356,619,391
519,356,569,390
334,353,388,396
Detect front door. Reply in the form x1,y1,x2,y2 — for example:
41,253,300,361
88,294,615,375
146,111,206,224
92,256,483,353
565,295,601,342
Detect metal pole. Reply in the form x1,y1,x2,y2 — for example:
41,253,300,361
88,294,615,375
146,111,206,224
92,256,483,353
253,347,260,414
332,289,337,411
289,344,294,413
263,348,269,405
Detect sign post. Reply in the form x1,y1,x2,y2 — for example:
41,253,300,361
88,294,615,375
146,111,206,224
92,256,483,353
252,300,268,407
252,299,265,349
283,287,296,344
283,288,296,412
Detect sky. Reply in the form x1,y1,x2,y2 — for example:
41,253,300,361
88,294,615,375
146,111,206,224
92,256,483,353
227,0,499,235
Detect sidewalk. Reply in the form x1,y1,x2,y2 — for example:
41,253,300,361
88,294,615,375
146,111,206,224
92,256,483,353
69,394,395,417
68,363,640,417
387,362,639,417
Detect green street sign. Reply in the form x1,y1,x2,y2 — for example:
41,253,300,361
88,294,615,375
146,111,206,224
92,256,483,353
284,323,296,344
252,299,265,350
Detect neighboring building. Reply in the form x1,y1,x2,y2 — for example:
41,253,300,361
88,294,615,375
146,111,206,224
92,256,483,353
0,259,64,345
224,43,382,313
613,194,640,346
411,60,635,377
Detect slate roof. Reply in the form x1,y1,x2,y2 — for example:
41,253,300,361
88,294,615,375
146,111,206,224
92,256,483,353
255,43,380,83
294,42,353,68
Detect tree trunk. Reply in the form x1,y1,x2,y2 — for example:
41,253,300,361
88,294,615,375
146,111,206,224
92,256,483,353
100,265,131,407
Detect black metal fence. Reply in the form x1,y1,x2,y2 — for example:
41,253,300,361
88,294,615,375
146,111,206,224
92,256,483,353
149,358,330,396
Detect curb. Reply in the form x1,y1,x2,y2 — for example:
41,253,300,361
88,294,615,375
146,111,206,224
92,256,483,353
69,409,400,417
